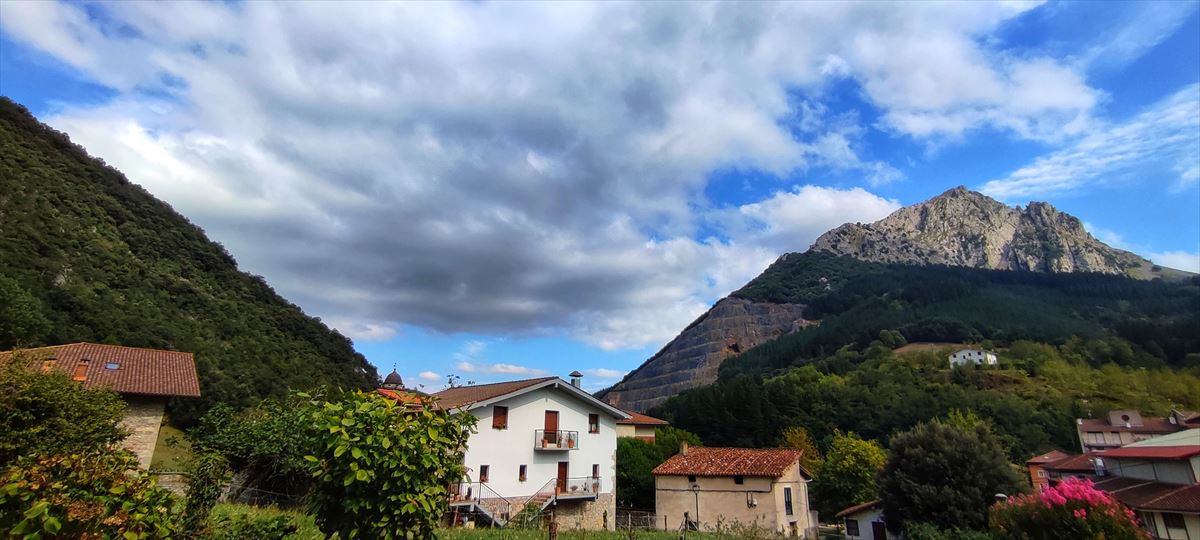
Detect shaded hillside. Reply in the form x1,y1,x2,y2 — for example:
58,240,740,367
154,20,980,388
0,97,377,425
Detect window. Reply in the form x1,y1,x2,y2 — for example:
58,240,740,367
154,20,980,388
733,476,744,485
105,362,120,370
592,464,600,478
1163,513,1186,530
588,413,600,433
687,475,697,483
845,518,860,536
479,465,489,483
72,360,89,381
783,487,793,516
519,465,527,482
1037,470,1047,478
492,406,508,429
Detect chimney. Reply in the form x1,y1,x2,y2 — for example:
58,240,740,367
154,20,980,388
680,441,690,456
569,370,583,388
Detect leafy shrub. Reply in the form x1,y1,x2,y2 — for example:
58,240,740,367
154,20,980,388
303,391,476,539
183,450,230,536
189,399,312,497
0,354,127,467
905,522,996,540
205,512,297,540
809,430,885,519
990,477,1148,539
0,451,180,538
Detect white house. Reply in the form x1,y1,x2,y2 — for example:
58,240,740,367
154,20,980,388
417,373,630,530
948,348,997,367
836,500,895,540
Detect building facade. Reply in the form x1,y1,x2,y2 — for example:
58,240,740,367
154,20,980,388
1077,410,1197,454
0,343,201,469
1092,430,1200,540
416,375,629,530
616,410,669,442
653,446,813,536
948,348,997,367
836,500,895,540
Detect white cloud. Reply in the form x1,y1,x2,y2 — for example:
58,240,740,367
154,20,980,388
325,318,398,341
583,368,627,379
418,371,441,382
1076,3,1200,71
453,361,546,376
981,84,1200,199
0,1,1115,350
1148,251,1200,273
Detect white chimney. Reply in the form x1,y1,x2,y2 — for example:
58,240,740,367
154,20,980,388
680,441,690,456
569,370,583,388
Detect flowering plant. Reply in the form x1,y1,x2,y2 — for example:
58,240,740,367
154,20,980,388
990,477,1148,539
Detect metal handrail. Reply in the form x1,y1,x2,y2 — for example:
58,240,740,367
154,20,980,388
449,481,513,524
533,429,579,449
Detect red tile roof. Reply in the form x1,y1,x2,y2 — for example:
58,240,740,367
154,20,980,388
652,447,805,478
1099,446,1200,459
618,410,669,426
430,377,556,409
1094,477,1200,512
0,343,200,398
376,388,429,406
1026,450,1070,465
1078,418,1181,434
1045,453,1100,472
835,500,881,518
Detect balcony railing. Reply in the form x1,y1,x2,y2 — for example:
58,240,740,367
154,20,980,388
556,476,602,499
534,429,579,450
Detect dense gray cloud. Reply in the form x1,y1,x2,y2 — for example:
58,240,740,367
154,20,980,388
3,1,1102,347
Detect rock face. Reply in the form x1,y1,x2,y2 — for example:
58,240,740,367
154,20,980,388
596,297,809,412
811,186,1150,275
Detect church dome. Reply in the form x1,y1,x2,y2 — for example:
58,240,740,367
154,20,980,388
382,370,404,389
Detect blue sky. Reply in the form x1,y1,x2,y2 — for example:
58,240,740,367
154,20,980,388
2,1,1198,392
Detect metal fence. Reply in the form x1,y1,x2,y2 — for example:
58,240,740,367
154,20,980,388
615,508,661,531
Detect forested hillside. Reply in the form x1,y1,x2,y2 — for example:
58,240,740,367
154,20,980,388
0,98,377,425
651,252,1200,458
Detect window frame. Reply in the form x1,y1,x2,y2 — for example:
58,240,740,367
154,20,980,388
1163,512,1186,530
845,518,859,536
519,465,527,482
588,413,600,434
592,464,600,478
492,406,508,430
783,486,794,516
479,465,490,483
733,476,744,485
687,475,697,483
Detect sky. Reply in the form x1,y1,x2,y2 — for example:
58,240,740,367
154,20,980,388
2,1,1198,393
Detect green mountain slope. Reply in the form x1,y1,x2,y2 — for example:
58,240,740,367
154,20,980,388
651,252,1200,457
0,97,377,425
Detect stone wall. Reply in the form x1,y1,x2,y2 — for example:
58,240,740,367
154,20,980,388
120,396,166,469
552,493,616,531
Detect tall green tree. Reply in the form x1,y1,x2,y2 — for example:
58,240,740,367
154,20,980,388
0,354,127,467
809,430,885,520
616,427,703,510
878,418,1023,533
0,276,50,349
779,426,822,474
303,391,475,539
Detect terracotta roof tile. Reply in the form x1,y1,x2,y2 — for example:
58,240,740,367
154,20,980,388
1026,450,1070,465
652,447,805,478
1094,478,1200,512
617,410,669,426
1045,452,1100,472
0,343,200,397
1099,446,1200,459
430,377,555,409
376,388,429,407
836,500,881,518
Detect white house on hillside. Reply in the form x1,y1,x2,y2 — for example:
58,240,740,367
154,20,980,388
948,348,997,367
400,373,629,530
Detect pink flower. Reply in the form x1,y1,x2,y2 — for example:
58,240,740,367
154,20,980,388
1073,509,1087,519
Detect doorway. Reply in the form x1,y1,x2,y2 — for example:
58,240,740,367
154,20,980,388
544,410,559,444
556,461,569,493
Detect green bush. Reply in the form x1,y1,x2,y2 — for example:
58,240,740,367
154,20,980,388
183,450,231,536
0,451,180,538
905,522,996,540
990,477,1148,540
205,512,297,540
303,391,476,539
0,354,128,467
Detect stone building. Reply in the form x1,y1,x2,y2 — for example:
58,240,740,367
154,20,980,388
1077,409,1200,453
616,410,669,442
653,445,814,536
1,342,201,468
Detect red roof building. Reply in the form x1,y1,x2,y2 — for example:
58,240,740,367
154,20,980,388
616,410,669,442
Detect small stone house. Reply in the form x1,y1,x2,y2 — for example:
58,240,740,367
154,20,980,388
1,342,201,468
616,410,669,442
836,500,895,540
948,348,997,367
652,445,813,536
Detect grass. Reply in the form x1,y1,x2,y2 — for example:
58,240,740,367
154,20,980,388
209,503,323,540
892,342,963,356
150,423,194,471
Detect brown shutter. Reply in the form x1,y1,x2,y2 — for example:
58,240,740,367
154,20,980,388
589,413,600,433
492,406,508,429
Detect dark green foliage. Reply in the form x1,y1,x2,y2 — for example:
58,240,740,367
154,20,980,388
615,427,703,509
302,391,476,539
0,277,51,349
0,451,181,538
904,522,997,540
0,97,377,426
879,420,1023,534
0,354,128,467
204,512,297,540
190,398,313,497
183,451,230,536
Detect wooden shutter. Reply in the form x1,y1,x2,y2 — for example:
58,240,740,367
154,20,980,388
492,406,508,429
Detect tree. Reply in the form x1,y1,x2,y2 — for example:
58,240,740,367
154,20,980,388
0,354,127,467
0,451,180,538
990,477,1148,540
189,398,313,497
616,437,659,509
809,430,885,520
779,426,822,474
879,419,1023,533
0,277,50,349
303,391,476,539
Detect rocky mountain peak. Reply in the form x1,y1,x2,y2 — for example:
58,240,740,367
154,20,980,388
811,188,1161,277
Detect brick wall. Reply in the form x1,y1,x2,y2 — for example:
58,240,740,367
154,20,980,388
120,396,166,469
553,493,616,531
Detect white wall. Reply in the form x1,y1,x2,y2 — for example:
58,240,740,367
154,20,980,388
843,507,893,540
461,383,618,499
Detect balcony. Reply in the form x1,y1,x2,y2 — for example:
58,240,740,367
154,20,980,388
534,429,579,451
555,476,602,500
